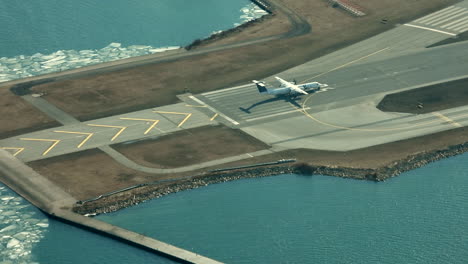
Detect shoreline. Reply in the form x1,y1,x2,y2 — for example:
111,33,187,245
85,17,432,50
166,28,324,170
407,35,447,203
73,137,468,215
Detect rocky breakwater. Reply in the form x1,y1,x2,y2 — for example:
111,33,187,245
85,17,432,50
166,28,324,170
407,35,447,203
74,165,294,215
74,140,468,215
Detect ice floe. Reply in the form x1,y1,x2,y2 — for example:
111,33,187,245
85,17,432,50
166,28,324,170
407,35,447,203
234,2,268,27
0,43,180,83
0,183,48,263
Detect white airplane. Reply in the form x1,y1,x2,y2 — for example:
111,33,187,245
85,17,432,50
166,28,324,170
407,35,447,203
253,76,328,96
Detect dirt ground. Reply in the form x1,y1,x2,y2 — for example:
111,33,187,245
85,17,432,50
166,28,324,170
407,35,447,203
27,149,161,200
377,78,468,114
113,125,269,168
28,124,468,201
25,0,459,121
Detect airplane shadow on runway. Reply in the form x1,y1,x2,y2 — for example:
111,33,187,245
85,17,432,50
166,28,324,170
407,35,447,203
239,96,302,114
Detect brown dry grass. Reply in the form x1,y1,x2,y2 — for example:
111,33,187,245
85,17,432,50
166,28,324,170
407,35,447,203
29,0,459,121
0,87,59,139
28,125,468,200
27,149,162,200
113,125,269,168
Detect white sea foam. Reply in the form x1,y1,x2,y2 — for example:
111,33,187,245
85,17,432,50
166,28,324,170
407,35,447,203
0,43,180,83
0,184,47,263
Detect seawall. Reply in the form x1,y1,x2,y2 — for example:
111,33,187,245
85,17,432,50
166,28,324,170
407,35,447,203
0,149,223,264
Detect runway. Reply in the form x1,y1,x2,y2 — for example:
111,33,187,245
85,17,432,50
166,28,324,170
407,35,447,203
2,0,468,160
192,41,468,128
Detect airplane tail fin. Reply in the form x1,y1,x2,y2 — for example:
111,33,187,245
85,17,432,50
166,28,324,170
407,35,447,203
252,80,268,93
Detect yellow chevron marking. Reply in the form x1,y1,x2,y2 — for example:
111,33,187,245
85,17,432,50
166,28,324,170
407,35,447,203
87,124,127,141
152,111,193,128
19,138,61,156
210,113,219,121
1,147,25,157
119,118,160,135
432,112,462,128
53,131,94,148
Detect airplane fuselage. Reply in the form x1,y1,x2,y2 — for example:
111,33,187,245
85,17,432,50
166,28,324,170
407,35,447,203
253,78,328,96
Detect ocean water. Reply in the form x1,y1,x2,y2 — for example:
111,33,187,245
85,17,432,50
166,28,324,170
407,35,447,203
0,0,266,82
1,153,467,263
97,153,468,263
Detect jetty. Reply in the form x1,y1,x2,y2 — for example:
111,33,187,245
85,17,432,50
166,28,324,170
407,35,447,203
0,149,223,264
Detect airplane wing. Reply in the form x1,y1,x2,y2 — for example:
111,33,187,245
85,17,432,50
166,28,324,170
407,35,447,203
275,76,307,95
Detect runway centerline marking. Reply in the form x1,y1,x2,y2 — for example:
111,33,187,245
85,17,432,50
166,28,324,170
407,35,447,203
20,138,61,156
1,147,25,157
87,124,127,141
431,112,462,128
188,96,239,125
303,47,390,82
403,23,457,36
53,131,94,148
119,118,160,134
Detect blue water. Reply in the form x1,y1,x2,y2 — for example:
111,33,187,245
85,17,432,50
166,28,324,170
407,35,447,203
97,153,468,263
1,153,467,263
0,0,252,57
0,0,265,82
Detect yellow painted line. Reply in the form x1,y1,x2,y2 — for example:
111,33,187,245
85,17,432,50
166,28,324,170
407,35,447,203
20,138,61,156
210,113,219,121
1,147,25,157
119,118,160,135
87,124,127,141
53,131,94,148
185,104,208,108
303,47,390,82
178,113,192,127
153,111,193,128
432,112,462,128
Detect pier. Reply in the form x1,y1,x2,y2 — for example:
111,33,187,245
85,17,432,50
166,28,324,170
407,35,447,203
0,149,223,264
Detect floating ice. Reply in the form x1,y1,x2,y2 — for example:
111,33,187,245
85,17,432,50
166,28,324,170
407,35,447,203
35,222,48,228
0,43,180,83
0,225,17,233
239,3,268,23
1,184,47,263
6,238,20,249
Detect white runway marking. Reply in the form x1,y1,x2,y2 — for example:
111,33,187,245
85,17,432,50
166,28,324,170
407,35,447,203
441,16,468,28
202,83,252,95
428,11,468,26
246,107,311,122
416,6,459,23
403,23,457,36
